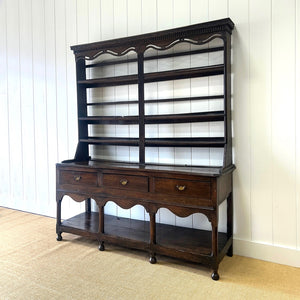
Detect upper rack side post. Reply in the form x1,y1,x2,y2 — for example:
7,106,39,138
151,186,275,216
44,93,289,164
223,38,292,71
74,56,89,161
223,31,233,169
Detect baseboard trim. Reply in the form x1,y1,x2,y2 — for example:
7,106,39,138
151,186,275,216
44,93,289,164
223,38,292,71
233,239,300,268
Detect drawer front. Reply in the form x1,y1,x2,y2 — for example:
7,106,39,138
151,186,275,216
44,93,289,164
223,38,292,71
154,177,211,200
103,173,148,192
59,170,98,186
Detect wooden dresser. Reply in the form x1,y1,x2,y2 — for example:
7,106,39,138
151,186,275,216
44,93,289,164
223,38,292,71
56,18,235,280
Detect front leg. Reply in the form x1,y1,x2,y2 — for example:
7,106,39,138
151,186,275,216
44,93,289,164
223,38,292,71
56,232,62,241
99,241,105,251
56,193,63,241
211,270,219,281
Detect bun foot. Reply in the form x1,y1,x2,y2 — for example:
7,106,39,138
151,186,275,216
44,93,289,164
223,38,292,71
56,233,62,241
149,255,157,264
211,271,219,281
99,241,105,251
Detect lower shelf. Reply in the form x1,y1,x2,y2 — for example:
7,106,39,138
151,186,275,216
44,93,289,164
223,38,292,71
61,212,229,258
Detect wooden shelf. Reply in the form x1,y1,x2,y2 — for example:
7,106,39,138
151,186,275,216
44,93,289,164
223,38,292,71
144,65,224,83
79,137,224,147
80,111,224,125
79,116,139,125
78,65,224,88
79,137,139,146
86,95,224,107
145,137,225,147
78,74,138,88
61,213,229,256
145,111,224,124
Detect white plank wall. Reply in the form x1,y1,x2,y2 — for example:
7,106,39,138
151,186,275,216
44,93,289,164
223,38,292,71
0,0,299,267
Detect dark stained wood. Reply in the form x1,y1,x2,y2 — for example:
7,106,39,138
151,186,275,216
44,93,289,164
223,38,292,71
145,137,225,147
79,137,140,146
153,177,211,199
78,65,224,88
70,18,234,58
79,137,225,148
86,95,224,106
86,46,224,68
57,18,235,281
102,173,149,192
78,111,224,125
59,170,98,186
61,213,228,257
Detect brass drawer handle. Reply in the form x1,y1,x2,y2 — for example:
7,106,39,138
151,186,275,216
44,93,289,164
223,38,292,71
176,185,186,191
120,179,128,186
74,175,81,182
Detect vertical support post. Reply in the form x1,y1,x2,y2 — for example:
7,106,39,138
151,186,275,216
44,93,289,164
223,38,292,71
75,57,89,161
137,52,145,165
56,193,63,241
223,32,233,168
211,213,219,280
210,178,219,280
149,212,157,264
99,205,105,251
227,192,233,257
85,198,91,213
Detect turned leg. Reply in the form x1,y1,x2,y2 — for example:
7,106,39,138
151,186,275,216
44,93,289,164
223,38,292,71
98,205,105,251
210,211,220,280
227,192,233,257
85,198,91,213
56,232,62,241
56,193,63,241
99,241,105,251
211,270,220,281
149,254,157,264
149,212,157,264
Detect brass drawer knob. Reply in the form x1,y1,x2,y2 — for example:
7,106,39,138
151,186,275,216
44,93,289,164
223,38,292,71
74,176,81,182
176,185,186,191
120,179,128,186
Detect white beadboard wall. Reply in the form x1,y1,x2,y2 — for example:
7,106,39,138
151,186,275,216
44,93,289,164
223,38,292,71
0,0,299,267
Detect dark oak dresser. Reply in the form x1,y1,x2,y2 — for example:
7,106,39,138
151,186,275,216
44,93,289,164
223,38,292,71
56,18,235,280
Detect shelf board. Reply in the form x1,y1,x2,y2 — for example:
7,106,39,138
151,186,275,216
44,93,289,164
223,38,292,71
144,65,224,83
78,74,138,88
86,95,224,106
80,136,225,147
61,213,228,256
145,137,225,147
58,159,232,177
78,65,224,88
79,116,139,125
80,111,224,125
145,111,224,124
79,137,139,146
61,212,99,233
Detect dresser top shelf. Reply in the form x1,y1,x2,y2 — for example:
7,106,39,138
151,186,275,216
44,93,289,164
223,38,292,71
58,159,235,177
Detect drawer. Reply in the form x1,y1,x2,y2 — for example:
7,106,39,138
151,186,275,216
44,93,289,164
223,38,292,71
59,170,98,186
103,173,148,192
154,177,211,200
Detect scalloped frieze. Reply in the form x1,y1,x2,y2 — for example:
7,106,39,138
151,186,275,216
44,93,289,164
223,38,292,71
145,34,223,52
62,193,89,203
72,23,230,58
152,205,211,219
76,46,137,61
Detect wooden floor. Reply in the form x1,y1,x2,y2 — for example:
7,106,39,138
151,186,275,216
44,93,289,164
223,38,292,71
1,207,299,300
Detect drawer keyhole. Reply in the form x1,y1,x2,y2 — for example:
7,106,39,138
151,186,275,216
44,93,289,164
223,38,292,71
120,179,128,186
176,185,186,191
74,176,81,182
